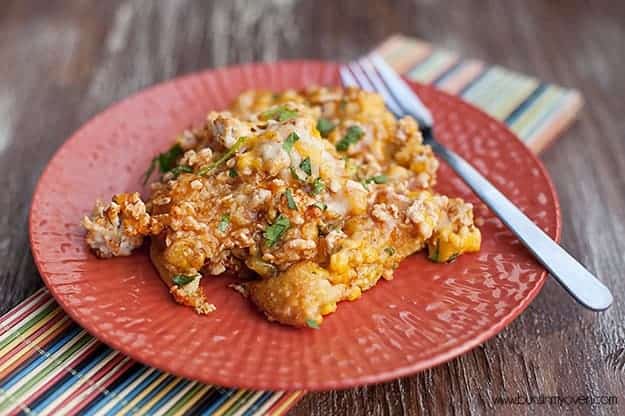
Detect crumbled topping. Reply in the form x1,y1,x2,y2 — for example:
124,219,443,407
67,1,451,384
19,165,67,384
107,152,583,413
82,192,158,258
82,87,481,327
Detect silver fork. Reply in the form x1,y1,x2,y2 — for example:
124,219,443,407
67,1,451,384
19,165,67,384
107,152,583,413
340,54,613,311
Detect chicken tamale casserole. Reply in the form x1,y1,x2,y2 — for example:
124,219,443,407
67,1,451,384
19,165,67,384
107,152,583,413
81,87,481,328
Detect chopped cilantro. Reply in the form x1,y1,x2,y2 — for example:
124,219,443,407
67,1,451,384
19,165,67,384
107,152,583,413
312,202,327,211
218,213,230,232
316,118,335,137
366,174,388,184
306,319,320,329
362,174,389,190
263,214,290,247
198,136,247,176
143,143,184,184
157,144,183,172
228,168,238,177
283,132,300,152
259,105,298,122
299,157,311,176
290,166,304,181
447,253,460,263
428,241,440,262
335,125,364,152
170,165,193,178
311,177,325,195
172,274,197,286
285,189,298,210
384,247,396,256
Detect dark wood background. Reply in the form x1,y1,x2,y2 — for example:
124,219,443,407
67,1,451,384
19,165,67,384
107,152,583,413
2,0,624,415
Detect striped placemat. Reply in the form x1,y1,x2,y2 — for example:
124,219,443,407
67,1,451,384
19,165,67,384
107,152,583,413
377,35,582,152
0,288,305,416
2,35,582,415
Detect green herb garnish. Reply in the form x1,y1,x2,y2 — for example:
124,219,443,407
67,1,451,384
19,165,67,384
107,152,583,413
143,143,184,184
446,253,460,263
170,165,193,178
228,168,238,177
285,189,298,210
361,174,389,190
299,157,311,176
311,177,325,195
366,175,388,184
335,125,364,152
384,247,396,256
306,319,320,329
312,202,327,211
316,118,335,137
172,274,197,286
259,105,298,122
283,132,300,152
428,241,440,262
198,136,247,176
156,144,183,172
218,213,230,232
264,214,291,247
290,166,304,181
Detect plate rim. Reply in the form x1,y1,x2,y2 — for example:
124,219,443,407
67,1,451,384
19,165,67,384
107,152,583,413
29,59,562,391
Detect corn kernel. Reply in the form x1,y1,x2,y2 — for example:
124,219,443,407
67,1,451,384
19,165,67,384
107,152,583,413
410,160,427,173
330,250,349,273
341,238,360,250
320,303,337,315
465,228,481,252
236,153,260,171
362,246,377,262
346,286,362,301
348,191,368,215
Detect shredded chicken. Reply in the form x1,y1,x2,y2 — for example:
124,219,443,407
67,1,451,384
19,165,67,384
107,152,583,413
82,87,481,328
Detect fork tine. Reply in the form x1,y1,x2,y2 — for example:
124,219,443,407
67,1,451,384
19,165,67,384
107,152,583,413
358,58,404,116
348,61,375,92
339,66,358,87
368,53,434,127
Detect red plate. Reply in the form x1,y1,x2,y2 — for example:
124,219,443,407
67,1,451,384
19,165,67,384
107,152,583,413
29,61,560,391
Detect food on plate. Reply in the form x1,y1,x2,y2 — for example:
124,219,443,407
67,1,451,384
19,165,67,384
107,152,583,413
81,86,481,328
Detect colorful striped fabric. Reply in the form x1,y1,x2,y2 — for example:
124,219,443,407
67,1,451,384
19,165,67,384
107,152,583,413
0,288,304,415
377,35,582,152
1,35,582,415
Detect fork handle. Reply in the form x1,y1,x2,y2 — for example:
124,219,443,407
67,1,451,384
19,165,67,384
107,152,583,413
429,140,613,310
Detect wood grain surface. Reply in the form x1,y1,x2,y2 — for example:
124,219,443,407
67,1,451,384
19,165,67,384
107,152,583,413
1,1,624,415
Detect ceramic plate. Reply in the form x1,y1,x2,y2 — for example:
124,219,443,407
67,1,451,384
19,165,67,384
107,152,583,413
29,61,560,391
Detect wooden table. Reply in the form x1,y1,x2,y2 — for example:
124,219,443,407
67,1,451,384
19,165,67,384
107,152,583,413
2,1,624,415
